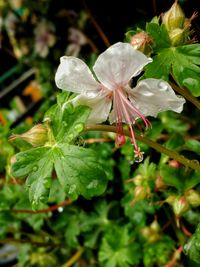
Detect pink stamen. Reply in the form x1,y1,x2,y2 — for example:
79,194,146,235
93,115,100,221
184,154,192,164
113,87,151,161
114,89,126,147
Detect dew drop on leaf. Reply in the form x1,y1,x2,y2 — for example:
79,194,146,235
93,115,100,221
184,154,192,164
65,103,74,114
87,180,98,189
66,133,74,142
32,166,38,172
74,123,84,133
31,201,38,211
68,184,77,194
43,177,52,188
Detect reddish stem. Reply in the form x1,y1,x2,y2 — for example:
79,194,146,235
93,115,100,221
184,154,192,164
11,199,72,214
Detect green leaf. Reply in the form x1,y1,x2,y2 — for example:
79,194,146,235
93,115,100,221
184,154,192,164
143,236,175,267
45,104,91,143
64,215,80,248
12,145,107,206
143,44,200,96
146,23,171,51
12,147,54,207
54,144,107,199
98,225,141,267
185,223,200,264
184,140,200,155
159,165,183,190
11,104,107,207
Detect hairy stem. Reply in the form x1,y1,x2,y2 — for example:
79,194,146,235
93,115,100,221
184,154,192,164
85,124,200,170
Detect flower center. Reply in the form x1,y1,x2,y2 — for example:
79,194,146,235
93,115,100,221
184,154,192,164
113,87,151,162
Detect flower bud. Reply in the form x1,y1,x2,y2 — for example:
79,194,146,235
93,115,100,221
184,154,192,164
150,220,160,232
165,195,177,204
9,124,48,147
168,159,181,169
162,0,185,32
173,196,189,216
134,185,150,202
186,189,200,207
133,174,143,186
155,175,166,191
169,28,186,46
141,220,161,243
130,32,153,56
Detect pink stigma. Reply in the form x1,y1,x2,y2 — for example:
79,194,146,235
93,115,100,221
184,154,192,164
113,87,151,162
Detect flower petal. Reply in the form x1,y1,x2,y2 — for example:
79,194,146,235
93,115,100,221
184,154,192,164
71,93,112,124
93,42,151,90
128,79,185,117
55,56,100,93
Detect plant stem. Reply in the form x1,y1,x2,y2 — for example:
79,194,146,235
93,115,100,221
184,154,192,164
9,199,72,214
170,82,200,110
85,124,200,170
61,247,84,267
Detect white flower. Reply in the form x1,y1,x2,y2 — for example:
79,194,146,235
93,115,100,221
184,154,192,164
55,42,185,161
34,20,56,58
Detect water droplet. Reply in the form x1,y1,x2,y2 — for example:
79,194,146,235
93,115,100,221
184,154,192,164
135,154,144,163
66,133,74,143
68,184,76,194
87,180,98,189
58,207,64,212
39,196,46,202
32,166,38,172
85,91,97,98
134,150,144,163
158,81,169,92
31,201,38,211
74,123,84,133
141,89,154,96
65,103,74,114
183,78,198,89
43,177,52,188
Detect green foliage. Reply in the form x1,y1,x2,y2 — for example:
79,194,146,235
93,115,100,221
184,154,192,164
143,22,200,96
143,236,175,267
185,223,200,263
11,103,107,208
98,225,141,267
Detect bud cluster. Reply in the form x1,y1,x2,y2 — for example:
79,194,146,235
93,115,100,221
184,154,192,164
162,0,197,46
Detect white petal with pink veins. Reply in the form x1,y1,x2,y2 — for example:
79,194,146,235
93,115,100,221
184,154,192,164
93,42,151,90
71,93,112,124
128,79,186,117
55,56,100,94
